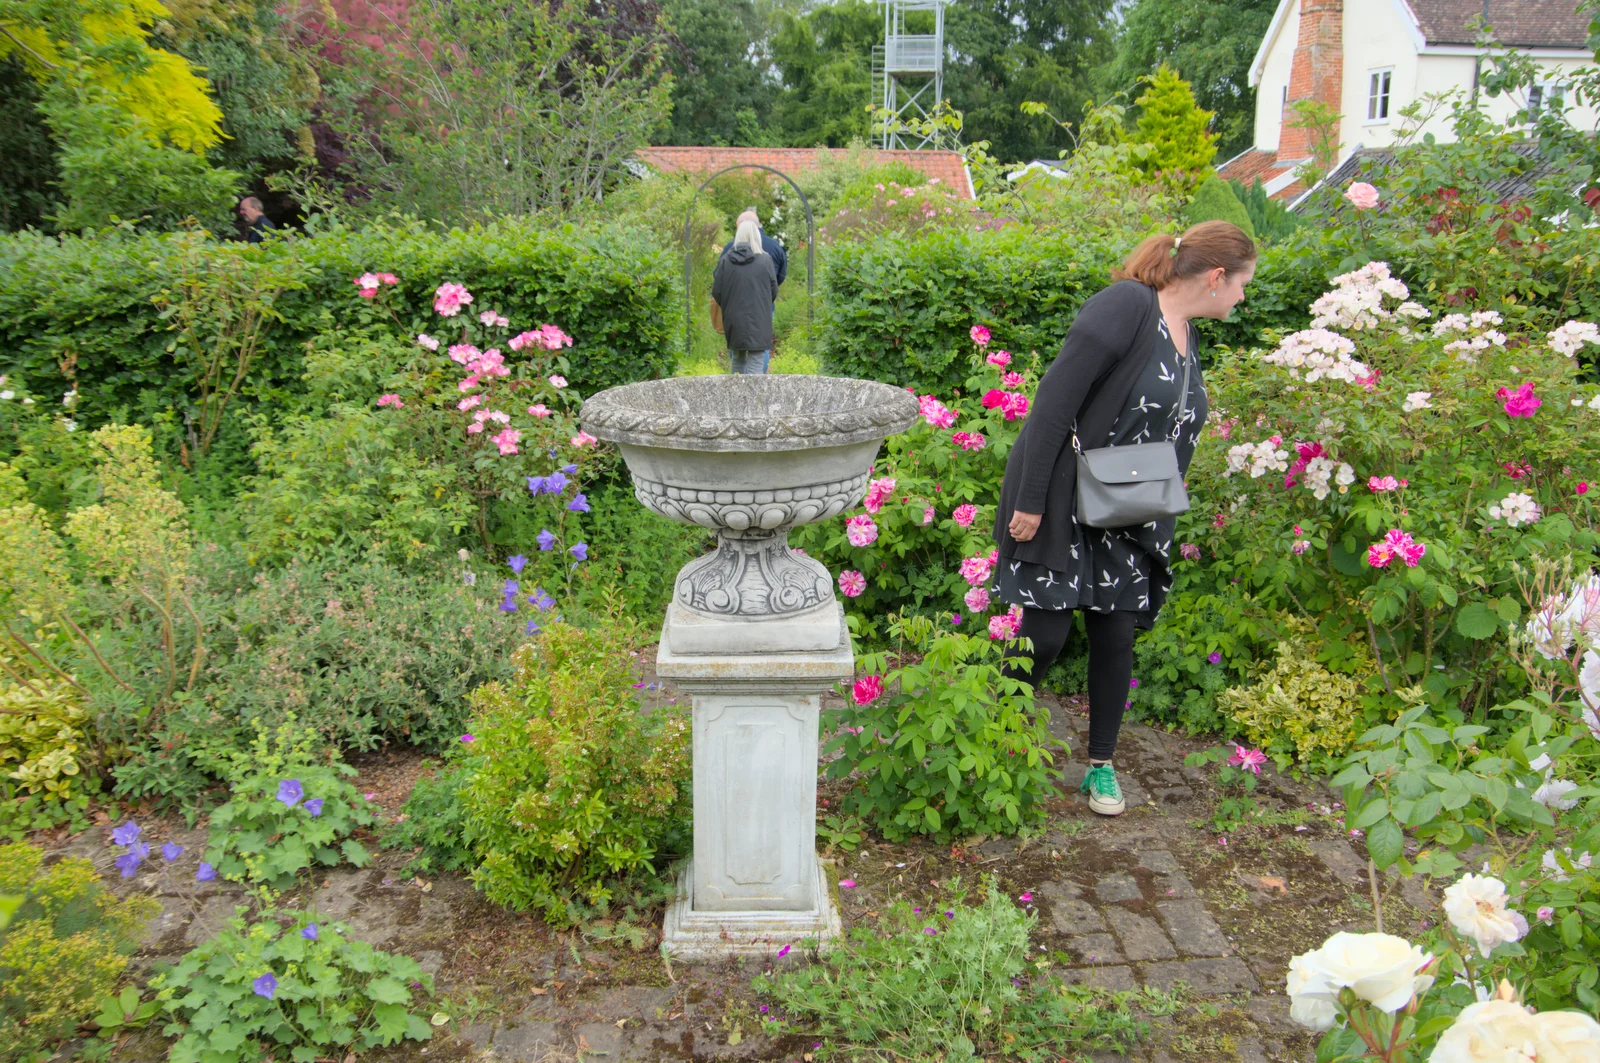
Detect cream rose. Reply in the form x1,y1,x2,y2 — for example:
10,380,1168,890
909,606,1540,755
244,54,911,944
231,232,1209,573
1430,999,1600,1063
1442,874,1528,957
1285,932,1434,1029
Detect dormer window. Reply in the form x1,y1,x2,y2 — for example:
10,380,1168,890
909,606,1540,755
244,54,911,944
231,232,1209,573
1367,68,1393,123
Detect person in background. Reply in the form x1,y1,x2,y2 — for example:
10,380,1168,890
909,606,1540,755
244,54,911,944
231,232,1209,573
722,208,787,288
992,220,1257,817
239,197,276,243
711,217,778,374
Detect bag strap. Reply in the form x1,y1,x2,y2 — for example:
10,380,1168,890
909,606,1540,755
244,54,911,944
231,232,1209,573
1167,335,1193,443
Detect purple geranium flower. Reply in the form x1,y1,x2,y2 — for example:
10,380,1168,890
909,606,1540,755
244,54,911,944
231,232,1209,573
277,779,304,808
544,471,569,493
529,588,556,611
115,851,143,878
161,842,184,862
253,973,277,999
460,733,475,744
526,619,541,635
536,529,557,551
502,578,519,596
196,862,216,882
304,798,324,817
526,475,547,495
499,594,518,613
569,542,588,561
508,554,528,574
111,821,141,847
302,924,319,941
567,493,590,513
1208,651,1222,664
561,464,577,475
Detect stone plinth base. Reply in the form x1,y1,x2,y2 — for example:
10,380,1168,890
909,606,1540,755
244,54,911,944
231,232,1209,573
664,598,842,655
656,612,852,961
662,860,841,960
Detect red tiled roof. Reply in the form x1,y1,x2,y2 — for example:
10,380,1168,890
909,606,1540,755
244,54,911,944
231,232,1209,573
634,147,975,200
1217,148,1311,203
1403,0,1590,47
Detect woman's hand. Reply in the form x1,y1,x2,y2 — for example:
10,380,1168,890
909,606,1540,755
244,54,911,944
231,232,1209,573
1009,510,1042,542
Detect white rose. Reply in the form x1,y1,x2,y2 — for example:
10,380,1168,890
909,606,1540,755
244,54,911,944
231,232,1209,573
1287,932,1434,1027
1533,777,1581,811
1442,874,1528,957
1580,649,1600,708
1430,1000,1600,1063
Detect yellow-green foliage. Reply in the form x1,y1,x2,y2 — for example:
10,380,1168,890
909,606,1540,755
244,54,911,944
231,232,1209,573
65,424,191,587
0,662,91,801
0,842,158,1059
461,621,690,923
1218,621,1373,762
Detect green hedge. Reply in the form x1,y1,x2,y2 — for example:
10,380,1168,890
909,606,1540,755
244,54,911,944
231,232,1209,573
818,224,1318,394
0,217,679,451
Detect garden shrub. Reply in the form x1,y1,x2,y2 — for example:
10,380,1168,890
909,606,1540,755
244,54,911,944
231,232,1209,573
0,660,97,840
0,216,678,477
200,718,375,887
832,616,1061,842
197,553,525,753
0,841,158,1062
153,904,435,1062
382,760,474,876
755,876,1145,1062
1217,617,1375,764
790,334,1029,633
460,619,691,923
1183,176,1254,239
1174,261,1600,739
1127,588,1268,737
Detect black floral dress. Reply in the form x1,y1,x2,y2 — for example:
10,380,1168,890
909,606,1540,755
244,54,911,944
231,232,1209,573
994,318,1207,618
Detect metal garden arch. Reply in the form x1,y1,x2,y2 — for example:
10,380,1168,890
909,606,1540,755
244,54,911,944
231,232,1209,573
682,164,815,362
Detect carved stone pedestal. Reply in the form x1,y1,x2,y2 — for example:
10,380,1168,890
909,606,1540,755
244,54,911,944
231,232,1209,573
656,612,852,959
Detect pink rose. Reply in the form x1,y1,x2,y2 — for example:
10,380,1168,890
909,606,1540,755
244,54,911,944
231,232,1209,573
433,282,473,317
959,556,994,586
986,350,1011,367
952,431,987,451
981,389,1004,409
845,514,878,547
838,570,867,597
988,612,1020,640
1000,392,1029,420
416,334,440,351
918,395,957,429
970,325,991,346
376,393,404,408
1002,372,1026,389
1497,382,1541,418
490,427,521,455
963,586,990,612
852,675,883,705
570,430,598,447
863,476,897,514
1368,475,1399,492
952,503,977,527
922,506,936,525
1228,745,1267,774
549,375,568,389
1179,543,1201,561
458,395,482,411
1345,182,1380,210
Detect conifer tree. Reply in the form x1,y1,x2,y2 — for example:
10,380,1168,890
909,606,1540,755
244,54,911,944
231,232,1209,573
1130,65,1218,190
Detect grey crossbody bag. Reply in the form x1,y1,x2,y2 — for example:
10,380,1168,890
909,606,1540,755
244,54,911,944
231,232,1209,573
1073,344,1193,529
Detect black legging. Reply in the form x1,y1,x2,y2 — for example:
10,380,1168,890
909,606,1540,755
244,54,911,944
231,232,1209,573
1004,607,1136,761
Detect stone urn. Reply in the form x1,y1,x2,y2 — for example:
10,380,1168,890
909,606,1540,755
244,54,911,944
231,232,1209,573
580,375,917,959
580,375,918,654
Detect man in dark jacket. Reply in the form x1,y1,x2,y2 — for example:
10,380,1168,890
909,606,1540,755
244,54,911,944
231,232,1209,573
721,208,787,287
239,197,276,243
711,218,778,373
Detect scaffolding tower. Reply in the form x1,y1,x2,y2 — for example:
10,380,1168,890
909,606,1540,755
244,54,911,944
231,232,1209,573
871,0,948,149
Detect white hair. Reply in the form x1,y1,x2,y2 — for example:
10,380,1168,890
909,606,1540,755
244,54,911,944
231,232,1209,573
734,218,765,255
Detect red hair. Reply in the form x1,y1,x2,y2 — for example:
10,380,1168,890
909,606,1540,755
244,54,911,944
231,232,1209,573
1114,221,1257,290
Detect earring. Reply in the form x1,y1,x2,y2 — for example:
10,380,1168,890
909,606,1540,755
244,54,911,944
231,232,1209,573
1210,290,1217,297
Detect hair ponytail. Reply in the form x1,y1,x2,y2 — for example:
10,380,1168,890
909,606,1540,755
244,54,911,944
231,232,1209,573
1113,220,1256,290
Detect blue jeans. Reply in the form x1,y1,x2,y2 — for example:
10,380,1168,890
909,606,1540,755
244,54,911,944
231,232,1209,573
730,349,771,374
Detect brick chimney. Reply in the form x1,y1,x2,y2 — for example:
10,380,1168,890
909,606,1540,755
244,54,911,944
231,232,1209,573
1277,0,1343,160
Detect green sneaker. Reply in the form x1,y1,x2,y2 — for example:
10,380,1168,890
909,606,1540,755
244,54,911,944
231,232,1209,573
1080,763,1126,816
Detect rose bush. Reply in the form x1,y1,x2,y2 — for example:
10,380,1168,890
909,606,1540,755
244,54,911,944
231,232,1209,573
1168,261,1600,761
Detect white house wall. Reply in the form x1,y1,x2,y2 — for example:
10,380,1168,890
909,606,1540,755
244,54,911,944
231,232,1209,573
1254,0,1299,151
1340,0,1420,150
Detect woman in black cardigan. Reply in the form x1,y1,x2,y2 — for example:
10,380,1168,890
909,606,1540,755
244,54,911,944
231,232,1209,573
994,221,1257,816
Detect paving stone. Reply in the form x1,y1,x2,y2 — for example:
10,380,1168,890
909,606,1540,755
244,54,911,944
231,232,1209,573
142,894,194,947
1064,933,1125,965
1094,872,1143,904
1149,785,1195,803
1137,851,1181,875
1058,965,1138,992
1237,1040,1271,1063
1312,839,1367,885
1153,872,1197,899
576,1022,625,1056
492,1021,562,1061
414,950,444,978
1048,897,1107,935
185,896,240,947
456,1022,495,1049
1105,908,1176,961
1156,900,1231,957
1139,957,1260,994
